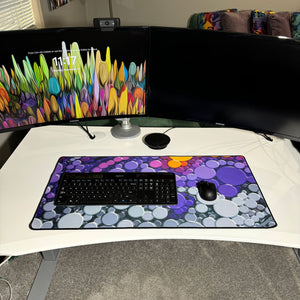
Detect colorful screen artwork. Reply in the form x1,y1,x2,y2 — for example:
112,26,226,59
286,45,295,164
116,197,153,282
0,30,146,131
30,156,277,229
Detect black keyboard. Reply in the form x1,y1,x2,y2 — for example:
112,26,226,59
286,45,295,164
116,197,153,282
54,172,178,206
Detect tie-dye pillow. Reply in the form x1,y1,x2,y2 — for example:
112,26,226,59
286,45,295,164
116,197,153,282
291,12,300,38
188,9,237,30
251,10,275,35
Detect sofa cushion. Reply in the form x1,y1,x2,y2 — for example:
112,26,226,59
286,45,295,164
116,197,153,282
291,12,300,38
221,10,251,33
267,12,291,37
188,9,237,30
251,10,275,35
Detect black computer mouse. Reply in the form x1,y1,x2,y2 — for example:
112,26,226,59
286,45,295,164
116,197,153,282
143,133,171,150
196,181,217,201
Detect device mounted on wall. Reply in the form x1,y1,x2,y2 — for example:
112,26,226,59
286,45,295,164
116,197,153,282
93,18,120,31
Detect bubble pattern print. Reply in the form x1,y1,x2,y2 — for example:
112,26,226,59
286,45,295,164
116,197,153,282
30,156,277,229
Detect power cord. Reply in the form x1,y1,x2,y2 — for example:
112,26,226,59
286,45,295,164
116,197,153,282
0,277,12,300
163,127,175,134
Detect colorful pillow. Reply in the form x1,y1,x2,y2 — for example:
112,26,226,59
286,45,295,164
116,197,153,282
188,9,237,30
221,10,251,33
251,10,275,35
291,12,300,38
267,12,291,37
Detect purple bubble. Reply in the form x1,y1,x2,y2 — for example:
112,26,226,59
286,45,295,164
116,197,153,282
109,168,125,172
218,184,238,197
125,161,138,170
187,173,197,180
99,162,108,169
50,174,60,183
235,162,245,169
73,160,81,166
92,167,102,172
81,157,90,162
46,192,55,199
176,180,185,187
247,175,255,183
174,193,185,208
114,157,122,162
141,167,155,172
216,166,247,185
187,180,196,187
195,165,216,179
206,160,219,168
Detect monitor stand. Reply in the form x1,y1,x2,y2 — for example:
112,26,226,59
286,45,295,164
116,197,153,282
111,118,140,139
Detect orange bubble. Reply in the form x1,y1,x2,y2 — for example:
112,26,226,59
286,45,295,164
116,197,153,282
181,161,188,167
170,156,192,162
168,160,181,168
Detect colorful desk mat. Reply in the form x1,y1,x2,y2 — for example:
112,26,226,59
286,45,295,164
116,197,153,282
30,156,277,229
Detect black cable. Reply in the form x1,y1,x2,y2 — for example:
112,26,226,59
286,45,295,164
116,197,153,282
79,122,96,140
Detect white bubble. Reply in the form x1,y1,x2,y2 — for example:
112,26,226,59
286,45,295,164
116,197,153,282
179,222,203,227
153,207,168,219
31,218,43,229
214,200,239,218
128,206,144,218
43,210,56,220
238,192,247,200
239,205,250,214
216,218,237,227
256,211,265,219
178,187,186,193
58,213,84,228
83,205,102,215
188,187,199,195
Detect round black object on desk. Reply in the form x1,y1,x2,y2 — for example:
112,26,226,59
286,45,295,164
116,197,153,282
143,133,171,149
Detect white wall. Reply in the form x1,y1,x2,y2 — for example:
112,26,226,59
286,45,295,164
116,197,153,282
39,0,300,28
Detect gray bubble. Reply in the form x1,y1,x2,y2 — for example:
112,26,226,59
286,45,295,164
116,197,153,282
239,205,250,214
43,201,56,211
83,205,102,215
153,207,168,219
232,197,244,206
248,193,260,201
163,219,179,227
128,206,144,218
138,222,156,227
63,207,72,214
43,210,56,220
248,184,259,192
108,207,115,213
244,198,258,209
232,215,245,226
117,220,134,227
216,218,237,227
102,212,119,225
83,214,93,221
114,205,130,210
142,211,154,221
185,213,197,222
244,218,255,227
58,213,84,228
84,222,98,228
196,203,208,213
41,221,53,229
179,222,203,227
214,200,239,218
203,217,216,227
31,218,42,229
94,217,102,224
188,207,196,214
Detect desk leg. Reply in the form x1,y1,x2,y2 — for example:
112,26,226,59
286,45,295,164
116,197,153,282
293,248,300,263
27,249,60,300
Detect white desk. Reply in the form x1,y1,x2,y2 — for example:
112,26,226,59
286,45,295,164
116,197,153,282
1,125,300,257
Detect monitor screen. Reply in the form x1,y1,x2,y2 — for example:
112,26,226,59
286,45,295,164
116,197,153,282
149,27,300,141
0,27,148,132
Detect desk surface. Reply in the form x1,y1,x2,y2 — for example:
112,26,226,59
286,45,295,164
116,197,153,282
1,125,300,256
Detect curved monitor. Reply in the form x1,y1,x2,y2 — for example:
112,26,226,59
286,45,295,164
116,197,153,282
0,27,148,132
149,27,300,142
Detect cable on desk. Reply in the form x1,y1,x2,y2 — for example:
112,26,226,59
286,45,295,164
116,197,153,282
0,277,12,300
163,127,175,134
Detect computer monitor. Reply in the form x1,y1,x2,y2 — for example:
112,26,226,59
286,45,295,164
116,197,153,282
148,27,300,142
0,27,148,137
